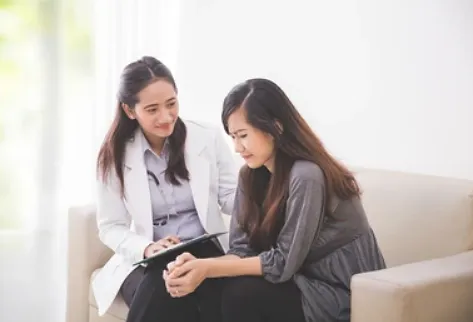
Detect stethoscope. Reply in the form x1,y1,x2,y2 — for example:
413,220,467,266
147,170,174,227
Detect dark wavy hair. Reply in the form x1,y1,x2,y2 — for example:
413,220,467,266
222,78,361,251
97,56,188,196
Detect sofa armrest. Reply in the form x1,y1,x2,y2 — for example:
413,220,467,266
66,205,113,322
351,250,473,322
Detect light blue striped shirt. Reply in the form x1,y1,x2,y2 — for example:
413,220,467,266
141,131,206,242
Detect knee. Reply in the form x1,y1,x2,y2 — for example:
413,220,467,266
143,265,166,282
222,276,265,307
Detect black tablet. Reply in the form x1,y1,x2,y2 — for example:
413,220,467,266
133,232,227,266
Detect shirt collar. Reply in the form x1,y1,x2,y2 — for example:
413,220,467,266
140,129,169,159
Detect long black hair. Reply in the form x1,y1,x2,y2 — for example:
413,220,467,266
222,78,361,251
97,56,188,196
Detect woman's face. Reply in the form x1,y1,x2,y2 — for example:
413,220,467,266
124,80,179,139
227,107,276,172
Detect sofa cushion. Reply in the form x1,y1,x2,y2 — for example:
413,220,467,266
353,167,473,267
89,269,128,320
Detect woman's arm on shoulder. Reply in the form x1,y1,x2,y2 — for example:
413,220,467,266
96,172,153,264
213,126,238,215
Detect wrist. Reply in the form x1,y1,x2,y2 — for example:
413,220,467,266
200,258,214,278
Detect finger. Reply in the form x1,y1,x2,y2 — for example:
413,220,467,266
160,240,175,248
166,235,181,244
168,286,186,298
164,278,178,295
166,261,176,272
154,240,165,249
173,253,193,268
177,291,189,298
166,284,175,295
165,283,177,295
164,275,173,288
166,276,188,287
162,270,169,280
172,290,188,298
151,245,163,253
172,261,195,278
166,285,178,293
176,252,194,265
175,286,191,298
174,257,188,267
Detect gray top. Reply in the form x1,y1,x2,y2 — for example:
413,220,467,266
141,132,206,242
228,160,386,322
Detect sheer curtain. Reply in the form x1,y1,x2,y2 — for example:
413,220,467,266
92,0,182,141
59,0,182,216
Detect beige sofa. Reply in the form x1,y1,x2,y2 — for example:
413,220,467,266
66,167,473,322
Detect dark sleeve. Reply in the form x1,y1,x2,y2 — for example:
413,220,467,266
259,171,325,283
226,182,258,258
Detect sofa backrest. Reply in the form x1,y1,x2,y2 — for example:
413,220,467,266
85,154,473,270
353,167,473,267
230,154,473,267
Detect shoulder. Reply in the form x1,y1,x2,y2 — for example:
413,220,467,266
183,119,226,147
183,119,221,135
289,160,325,185
122,128,143,162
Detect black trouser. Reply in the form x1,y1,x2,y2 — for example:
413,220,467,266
121,241,224,322
221,276,306,322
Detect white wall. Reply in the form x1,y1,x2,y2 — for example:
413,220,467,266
174,0,473,180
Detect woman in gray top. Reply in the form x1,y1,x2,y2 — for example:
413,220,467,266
163,78,386,322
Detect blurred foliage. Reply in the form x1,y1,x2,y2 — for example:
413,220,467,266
0,0,39,77
62,0,93,69
0,0,92,229
0,0,37,229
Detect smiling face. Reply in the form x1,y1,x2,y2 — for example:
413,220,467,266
123,79,179,140
227,107,276,172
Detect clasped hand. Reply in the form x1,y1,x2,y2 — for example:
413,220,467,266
163,252,208,298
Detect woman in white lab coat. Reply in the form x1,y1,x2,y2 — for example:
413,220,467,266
93,56,237,322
